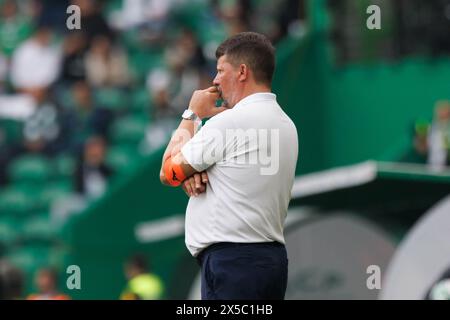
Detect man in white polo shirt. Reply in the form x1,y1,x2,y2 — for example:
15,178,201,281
160,32,298,300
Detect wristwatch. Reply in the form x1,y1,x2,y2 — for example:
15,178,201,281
182,109,200,121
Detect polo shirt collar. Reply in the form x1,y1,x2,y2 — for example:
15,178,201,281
232,92,276,110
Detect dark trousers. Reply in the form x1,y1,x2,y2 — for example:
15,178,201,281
196,242,288,300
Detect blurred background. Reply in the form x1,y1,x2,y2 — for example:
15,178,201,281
0,0,449,300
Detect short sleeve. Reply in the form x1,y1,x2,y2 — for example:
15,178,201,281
181,113,230,172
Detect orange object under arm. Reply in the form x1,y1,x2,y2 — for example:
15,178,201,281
163,156,187,187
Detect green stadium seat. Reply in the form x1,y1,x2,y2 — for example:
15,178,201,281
6,247,39,275
0,186,37,216
129,51,165,82
48,245,69,268
6,245,53,289
8,155,52,185
106,145,139,172
94,88,128,112
0,217,21,247
53,154,76,179
131,87,153,114
0,119,23,146
21,214,59,242
103,0,122,18
38,181,73,211
56,86,77,110
120,28,143,53
172,2,226,44
110,115,148,145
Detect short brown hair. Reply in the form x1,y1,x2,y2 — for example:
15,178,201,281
216,32,275,85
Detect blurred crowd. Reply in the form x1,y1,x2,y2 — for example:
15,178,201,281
0,253,163,300
0,0,301,198
0,260,70,300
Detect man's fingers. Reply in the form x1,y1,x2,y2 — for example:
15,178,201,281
183,174,208,197
189,177,198,196
194,174,202,189
206,86,219,93
197,184,206,194
183,181,193,197
207,92,220,101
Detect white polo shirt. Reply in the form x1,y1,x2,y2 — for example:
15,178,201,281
181,92,298,257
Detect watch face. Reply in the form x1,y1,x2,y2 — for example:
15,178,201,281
183,110,195,120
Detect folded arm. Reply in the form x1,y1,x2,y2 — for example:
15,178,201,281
159,119,199,187
160,86,226,189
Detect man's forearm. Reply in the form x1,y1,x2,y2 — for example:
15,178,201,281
160,119,200,186
162,119,199,162
160,86,224,186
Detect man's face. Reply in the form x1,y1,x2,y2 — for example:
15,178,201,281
85,138,106,166
213,55,240,108
73,82,91,108
36,271,56,293
437,105,450,123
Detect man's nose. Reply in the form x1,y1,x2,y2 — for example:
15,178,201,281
213,75,219,86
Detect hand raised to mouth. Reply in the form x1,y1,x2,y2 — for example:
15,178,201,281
189,86,228,120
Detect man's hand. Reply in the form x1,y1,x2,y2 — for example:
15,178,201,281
189,86,228,120
182,172,209,197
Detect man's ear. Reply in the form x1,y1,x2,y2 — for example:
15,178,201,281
238,64,248,82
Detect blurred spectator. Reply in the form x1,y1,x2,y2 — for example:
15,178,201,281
109,0,174,33
74,136,113,199
73,0,114,43
141,28,213,153
164,29,207,112
153,85,178,120
0,149,8,185
27,267,71,300
85,36,131,88
0,0,33,58
10,25,62,94
170,28,207,72
212,0,253,31
64,81,113,152
0,259,24,300
274,0,306,43
0,53,8,91
0,95,35,185
34,0,70,32
120,254,164,300
141,69,178,153
428,101,450,170
22,89,66,155
60,31,88,84
400,120,429,164
146,68,177,119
